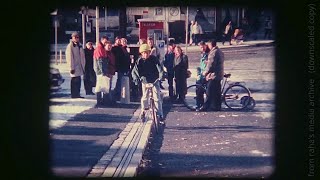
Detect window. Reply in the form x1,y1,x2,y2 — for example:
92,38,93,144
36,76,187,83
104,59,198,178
107,9,119,16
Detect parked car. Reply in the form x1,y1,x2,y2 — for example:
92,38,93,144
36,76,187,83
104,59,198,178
50,67,64,92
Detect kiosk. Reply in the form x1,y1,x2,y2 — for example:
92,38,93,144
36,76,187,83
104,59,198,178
138,19,164,40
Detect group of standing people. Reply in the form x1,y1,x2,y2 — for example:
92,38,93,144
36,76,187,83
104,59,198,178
196,39,224,111
163,43,189,102
65,32,131,106
131,38,190,120
65,31,223,118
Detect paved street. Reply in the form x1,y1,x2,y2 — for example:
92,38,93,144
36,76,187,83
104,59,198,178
137,45,275,178
49,42,275,178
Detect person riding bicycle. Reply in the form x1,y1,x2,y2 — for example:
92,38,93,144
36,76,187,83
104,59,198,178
195,41,210,109
197,39,224,112
131,44,164,121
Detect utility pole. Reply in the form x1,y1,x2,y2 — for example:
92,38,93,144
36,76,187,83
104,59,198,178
54,17,58,65
105,7,107,30
96,6,99,44
80,6,86,48
82,14,86,48
185,6,189,54
119,7,127,38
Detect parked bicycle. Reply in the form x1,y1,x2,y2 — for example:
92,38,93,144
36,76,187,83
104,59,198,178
184,73,256,111
140,78,163,134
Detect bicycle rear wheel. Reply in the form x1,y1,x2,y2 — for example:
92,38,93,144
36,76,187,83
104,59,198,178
150,99,159,134
184,84,207,111
223,84,251,110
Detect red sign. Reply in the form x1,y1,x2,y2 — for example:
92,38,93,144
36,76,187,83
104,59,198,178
139,21,164,40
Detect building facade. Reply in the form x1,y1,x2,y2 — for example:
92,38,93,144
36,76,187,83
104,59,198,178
51,6,271,44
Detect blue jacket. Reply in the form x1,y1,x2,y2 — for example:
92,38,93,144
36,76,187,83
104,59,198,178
163,51,175,74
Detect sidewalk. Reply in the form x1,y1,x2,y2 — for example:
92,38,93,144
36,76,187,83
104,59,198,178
49,64,162,177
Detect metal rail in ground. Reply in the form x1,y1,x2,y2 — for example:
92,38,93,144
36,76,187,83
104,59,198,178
87,107,154,177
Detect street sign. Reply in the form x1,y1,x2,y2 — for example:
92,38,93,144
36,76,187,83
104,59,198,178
86,22,91,33
156,40,165,60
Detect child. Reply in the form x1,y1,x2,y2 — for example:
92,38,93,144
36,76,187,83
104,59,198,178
131,44,164,121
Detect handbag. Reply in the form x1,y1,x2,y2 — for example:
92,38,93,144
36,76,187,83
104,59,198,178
186,70,192,78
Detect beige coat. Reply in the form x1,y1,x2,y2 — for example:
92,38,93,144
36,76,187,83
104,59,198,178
204,46,224,81
66,42,86,77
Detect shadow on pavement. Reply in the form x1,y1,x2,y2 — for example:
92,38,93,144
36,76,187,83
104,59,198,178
50,103,140,177
50,138,110,177
137,97,173,176
50,92,70,98
52,126,120,136
67,113,134,123
140,153,273,177
49,101,69,106
165,125,272,132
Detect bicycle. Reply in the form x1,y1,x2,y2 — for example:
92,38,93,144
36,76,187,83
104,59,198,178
139,78,163,134
184,73,256,111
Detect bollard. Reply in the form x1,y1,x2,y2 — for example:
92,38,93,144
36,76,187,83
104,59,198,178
59,50,62,64
120,75,130,104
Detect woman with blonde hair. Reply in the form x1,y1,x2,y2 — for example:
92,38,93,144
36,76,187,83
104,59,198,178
173,46,189,102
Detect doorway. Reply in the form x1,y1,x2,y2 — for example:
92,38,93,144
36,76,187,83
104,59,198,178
168,21,186,43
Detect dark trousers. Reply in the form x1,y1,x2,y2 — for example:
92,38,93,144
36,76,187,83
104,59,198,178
71,76,81,97
196,81,206,108
264,29,272,39
222,34,232,45
83,72,95,93
129,75,142,101
114,72,125,99
167,74,175,98
193,34,201,45
175,77,187,100
203,79,221,110
96,91,115,106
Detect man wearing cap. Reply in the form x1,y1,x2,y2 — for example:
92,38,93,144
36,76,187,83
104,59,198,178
65,32,86,98
131,44,164,121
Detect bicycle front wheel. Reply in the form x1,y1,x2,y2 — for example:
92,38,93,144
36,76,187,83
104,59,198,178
223,84,251,110
150,99,159,134
184,84,207,111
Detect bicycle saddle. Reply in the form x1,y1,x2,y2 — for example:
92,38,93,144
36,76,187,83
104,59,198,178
224,73,231,78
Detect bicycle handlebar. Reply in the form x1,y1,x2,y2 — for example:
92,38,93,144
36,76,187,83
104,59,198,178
140,78,161,85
